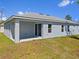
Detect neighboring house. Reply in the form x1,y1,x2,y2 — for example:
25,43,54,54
0,21,4,32
4,12,79,43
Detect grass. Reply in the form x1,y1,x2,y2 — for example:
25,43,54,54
0,33,14,54
0,33,79,59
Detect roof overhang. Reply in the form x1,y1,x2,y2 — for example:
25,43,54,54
4,15,79,26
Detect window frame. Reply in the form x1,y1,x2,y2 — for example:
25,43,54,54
48,24,52,33
68,25,70,32
61,25,64,32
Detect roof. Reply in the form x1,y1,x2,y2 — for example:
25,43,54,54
5,12,79,25
0,20,4,25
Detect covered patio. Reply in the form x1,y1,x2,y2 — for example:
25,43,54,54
14,19,43,42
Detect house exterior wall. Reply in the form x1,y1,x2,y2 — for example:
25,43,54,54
42,24,79,38
69,26,79,35
4,19,79,43
0,25,4,32
42,24,66,38
20,21,35,39
4,21,15,40
15,19,20,42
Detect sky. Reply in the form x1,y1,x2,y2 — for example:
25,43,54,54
0,0,79,21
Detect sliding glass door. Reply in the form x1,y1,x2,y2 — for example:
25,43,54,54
35,24,41,36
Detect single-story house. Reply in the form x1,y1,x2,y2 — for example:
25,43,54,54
4,12,79,43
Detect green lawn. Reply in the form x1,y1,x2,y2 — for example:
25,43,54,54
0,33,79,59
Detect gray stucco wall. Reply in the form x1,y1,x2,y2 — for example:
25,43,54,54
42,24,79,38
42,24,66,38
4,21,15,40
69,26,79,35
20,21,35,39
0,25,4,32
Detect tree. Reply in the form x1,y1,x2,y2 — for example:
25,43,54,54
65,15,72,21
77,0,79,4
65,15,72,36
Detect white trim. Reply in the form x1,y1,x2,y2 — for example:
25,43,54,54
3,33,15,42
20,37,42,43
15,19,20,43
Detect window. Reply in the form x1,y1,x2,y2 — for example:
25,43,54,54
68,25,70,32
48,24,52,33
35,24,37,36
61,25,64,32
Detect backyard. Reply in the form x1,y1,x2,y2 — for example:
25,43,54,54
0,33,79,59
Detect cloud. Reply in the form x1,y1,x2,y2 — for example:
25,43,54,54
17,11,24,15
71,1,74,4
2,17,7,20
58,0,74,7
0,17,7,20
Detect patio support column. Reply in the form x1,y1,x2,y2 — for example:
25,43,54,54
15,19,20,43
